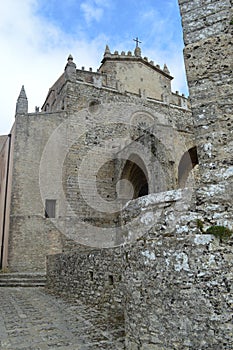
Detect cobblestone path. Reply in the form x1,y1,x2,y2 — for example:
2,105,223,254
0,288,125,350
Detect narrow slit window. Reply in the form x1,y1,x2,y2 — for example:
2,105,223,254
45,199,56,218
108,275,114,285
89,271,94,281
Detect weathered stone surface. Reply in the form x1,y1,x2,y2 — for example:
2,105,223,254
47,246,124,327
124,235,233,349
0,47,193,271
1,2,232,349
46,231,233,349
15,86,28,115
179,0,233,228
0,135,7,152
179,0,232,45
46,3,233,348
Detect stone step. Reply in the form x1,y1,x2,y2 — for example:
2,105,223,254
0,281,46,287
0,273,46,287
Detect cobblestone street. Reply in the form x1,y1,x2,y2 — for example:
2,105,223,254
0,288,125,350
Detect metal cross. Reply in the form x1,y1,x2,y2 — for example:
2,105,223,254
133,37,142,48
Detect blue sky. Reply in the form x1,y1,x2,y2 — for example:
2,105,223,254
0,0,188,134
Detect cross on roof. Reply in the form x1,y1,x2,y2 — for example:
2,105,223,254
133,37,142,48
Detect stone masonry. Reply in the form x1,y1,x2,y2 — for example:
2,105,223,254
0,1,232,349
47,188,233,349
0,44,193,272
46,1,233,349
179,0,233,228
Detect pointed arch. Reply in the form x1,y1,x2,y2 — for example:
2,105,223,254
119,154,149,200
178,146,198,187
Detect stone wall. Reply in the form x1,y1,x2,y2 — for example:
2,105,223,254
124,234,233,350
45,190,189,344
0,23,194,273
178,0,233,228
0,135,7,152
47,246,125,327
0,126,15,269
5,74,194,271
46,187,232,349
122,2,233,347
7,113,65,271
0,136,10,268
99,54,172,100
119,189,195,244
41,2,233,349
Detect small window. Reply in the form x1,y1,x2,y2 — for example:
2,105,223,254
89,271,94,281
45,199,56,218
108,275,114,285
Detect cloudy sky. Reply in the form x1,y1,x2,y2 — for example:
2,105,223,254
0,0,188,134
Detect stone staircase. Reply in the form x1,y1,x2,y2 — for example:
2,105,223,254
0,272,46,287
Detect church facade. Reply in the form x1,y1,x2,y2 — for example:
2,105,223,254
1,0,232,347
0,44,195,272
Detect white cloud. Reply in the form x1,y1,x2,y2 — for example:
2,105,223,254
94,0,111,6
0,0,107,134
80,0,111,25
138,4,189,96
81,2,103,24
0,0,188,135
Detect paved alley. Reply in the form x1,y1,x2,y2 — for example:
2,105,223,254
0,288,124,350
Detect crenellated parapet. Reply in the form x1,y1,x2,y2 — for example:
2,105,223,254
41,47,189,113
101,44,173,80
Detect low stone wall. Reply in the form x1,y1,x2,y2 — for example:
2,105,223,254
46,188,232,349
124,234,233,350
46,246,125,325
47,231,233,349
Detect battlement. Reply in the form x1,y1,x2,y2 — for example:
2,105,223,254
98,45,174,101
1,3,232,349
40,46,189,113
100,44,173,80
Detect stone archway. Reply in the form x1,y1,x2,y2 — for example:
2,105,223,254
118,154,149,201
178,146,198,187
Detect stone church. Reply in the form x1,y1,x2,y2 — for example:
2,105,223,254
0,43,196,272
0,0,232,346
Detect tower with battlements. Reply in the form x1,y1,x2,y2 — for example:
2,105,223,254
0,44,194,272
0,1,232,347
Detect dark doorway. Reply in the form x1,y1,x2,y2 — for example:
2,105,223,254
120,155,149,199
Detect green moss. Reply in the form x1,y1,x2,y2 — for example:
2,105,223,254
206,225,232,241
0,267,10,274
196,219,204,232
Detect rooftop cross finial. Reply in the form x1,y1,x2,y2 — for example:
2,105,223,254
133,37,142,48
